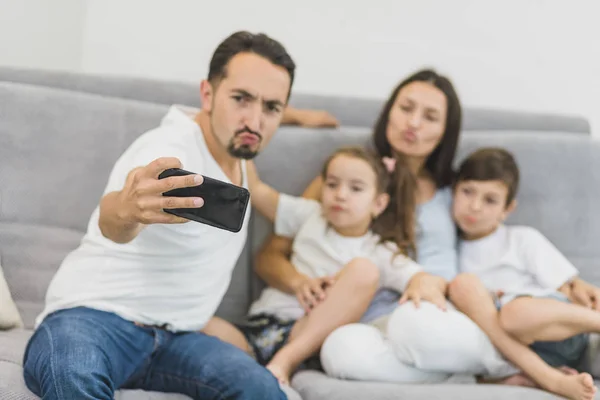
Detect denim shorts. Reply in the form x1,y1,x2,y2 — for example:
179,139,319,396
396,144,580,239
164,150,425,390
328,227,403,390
235,313,296,366
495,292,588,368
235,313,322,370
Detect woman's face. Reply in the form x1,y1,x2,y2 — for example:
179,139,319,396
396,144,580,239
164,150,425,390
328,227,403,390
386,81,448,160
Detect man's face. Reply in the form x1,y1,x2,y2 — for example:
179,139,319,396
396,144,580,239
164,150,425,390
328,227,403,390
201,52,291,159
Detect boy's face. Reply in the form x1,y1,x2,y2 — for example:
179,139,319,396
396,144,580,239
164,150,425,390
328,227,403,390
452,180,516,240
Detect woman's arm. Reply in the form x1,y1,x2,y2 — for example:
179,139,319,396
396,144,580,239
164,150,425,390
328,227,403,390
254,176,323,295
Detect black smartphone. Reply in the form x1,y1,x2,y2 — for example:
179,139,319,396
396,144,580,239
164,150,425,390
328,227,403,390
158,168,250,233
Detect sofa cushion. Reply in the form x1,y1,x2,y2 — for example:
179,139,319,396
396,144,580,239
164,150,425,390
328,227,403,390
0,361,38,400
0,224,83,328
0,265,23,330
0,329,31,364
0,81,167,232
292,370,576,400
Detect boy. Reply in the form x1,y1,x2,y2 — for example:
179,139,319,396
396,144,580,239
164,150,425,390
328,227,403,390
448,147,597,400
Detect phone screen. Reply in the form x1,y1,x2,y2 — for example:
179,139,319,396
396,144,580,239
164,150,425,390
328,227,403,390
158,168,250,233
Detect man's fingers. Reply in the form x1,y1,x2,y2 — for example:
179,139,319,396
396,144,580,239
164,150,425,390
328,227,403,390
140,211,190,225
325,114,340,127
137,196,203,212
160,196,204,210
154,174,203,194
146,157,183,178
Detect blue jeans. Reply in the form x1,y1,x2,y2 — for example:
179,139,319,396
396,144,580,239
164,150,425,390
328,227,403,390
23,307,287,400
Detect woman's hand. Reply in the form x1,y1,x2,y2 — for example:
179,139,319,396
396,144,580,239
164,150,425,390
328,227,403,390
294,275,336,313
565,278,600,311
399,272,448,311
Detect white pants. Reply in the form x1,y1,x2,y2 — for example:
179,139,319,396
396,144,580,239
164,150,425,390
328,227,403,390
320,301,519,383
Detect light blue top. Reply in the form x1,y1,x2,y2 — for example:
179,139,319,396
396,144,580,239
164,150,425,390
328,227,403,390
361,186,458,322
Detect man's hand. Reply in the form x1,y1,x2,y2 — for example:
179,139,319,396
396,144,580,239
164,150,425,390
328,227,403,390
399,272,448,311
294,275,336,313
100,157,207,243
296,110,340,128
283,107,340,128
566,278,600,311
117,157,205,225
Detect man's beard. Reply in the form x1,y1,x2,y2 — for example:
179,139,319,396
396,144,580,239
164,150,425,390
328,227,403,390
227,141,259,160
226,127,263,160
209,112,262,160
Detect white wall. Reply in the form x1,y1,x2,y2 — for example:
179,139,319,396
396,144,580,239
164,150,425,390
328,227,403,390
0,0,86,71
79,0,600,137
2,0,599,137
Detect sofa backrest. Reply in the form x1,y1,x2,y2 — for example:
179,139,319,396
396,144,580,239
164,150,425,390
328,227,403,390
2,79,598,331
0,66,591,134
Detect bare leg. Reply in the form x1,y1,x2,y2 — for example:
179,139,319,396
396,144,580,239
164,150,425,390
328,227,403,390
266,258,380,384
501,297,600,343
202,316,251,353
479,366,579,388
449,273,596,400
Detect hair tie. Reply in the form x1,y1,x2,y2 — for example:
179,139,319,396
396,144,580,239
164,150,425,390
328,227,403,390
382,156,397,173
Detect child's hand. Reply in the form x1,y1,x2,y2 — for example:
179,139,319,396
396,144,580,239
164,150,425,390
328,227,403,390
569,278,600,311
399,272,447,311
294,276,336,313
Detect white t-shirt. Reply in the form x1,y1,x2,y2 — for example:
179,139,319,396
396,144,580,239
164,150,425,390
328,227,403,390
459,224,578,307
37,105,251,332
248,194,422,320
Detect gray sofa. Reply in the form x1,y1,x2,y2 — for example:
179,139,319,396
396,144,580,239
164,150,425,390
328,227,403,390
1,67,599,400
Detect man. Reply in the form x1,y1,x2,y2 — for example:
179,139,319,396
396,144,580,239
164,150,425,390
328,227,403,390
23,31,298,400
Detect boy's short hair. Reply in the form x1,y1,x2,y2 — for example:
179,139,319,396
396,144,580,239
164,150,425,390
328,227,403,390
455,147,520,206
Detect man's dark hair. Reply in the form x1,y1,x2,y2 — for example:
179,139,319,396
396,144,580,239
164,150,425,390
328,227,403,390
208,31,296,100
455,147,520,206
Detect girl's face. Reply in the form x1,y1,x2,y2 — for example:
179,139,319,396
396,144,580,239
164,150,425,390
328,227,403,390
321,154,389,237
386,81,448,160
